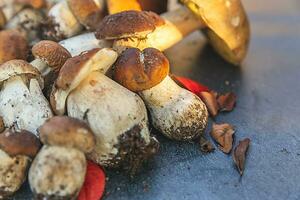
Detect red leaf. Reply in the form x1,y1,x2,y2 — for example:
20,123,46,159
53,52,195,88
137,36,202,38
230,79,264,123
171,75,210,95
78,161,106,200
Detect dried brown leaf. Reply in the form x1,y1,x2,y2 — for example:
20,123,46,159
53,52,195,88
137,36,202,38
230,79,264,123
210,123,235,154
233,138,251,176
200,91,219,118
217,92,237,112
199,136,215,153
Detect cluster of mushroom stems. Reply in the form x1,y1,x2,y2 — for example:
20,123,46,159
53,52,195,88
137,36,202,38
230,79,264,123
0,0,250,199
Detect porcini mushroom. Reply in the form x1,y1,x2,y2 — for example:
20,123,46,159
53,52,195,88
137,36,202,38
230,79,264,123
0,30,28,65
0,60,53,135
31,40,71,96
96,0,250,65
5,8,45,44
31,40,71,77
0,129,41,199
50,48,159,174
29,116,95,199
45,0,104,40
113,48,208,141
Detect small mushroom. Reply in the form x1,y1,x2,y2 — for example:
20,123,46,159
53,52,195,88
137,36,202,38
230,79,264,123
0,60,53,135
96,0,250,65
45,0,104,40
0,30,28,65
31,40,71,96
31,40,71,77
5,8,45,44
113,48,208,141
29,116,95,200
50,48,159,174
0,129,41,199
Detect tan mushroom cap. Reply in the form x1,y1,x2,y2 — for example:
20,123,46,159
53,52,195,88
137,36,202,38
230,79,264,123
0,30,28,65
0,129,41,158
181,0,250,65
32,40,71,72
14,0,46,8
0,60,43,87
50,48,118,115
39,116,96,153
67,0,104,30
95,10,165,40
114,47,169,92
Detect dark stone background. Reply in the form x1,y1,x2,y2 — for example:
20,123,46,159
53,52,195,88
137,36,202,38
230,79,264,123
14,0,300,199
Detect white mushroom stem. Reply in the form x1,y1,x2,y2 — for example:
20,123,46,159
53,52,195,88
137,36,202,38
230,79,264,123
30,59,51,77
29,146,86,198
0,149,30,198
113,6,205,52
59,33,112,56
0,76,53,135
139,75,208,141
5,8,44,44
48,1,82,39
67,71,152,166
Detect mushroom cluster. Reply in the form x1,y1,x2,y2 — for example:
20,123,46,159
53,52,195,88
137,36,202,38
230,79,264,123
0,0,250,198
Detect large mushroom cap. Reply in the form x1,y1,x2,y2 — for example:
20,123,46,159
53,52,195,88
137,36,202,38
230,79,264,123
114,47,169,92
95,10,165,40
0,30,28,65
67,0,104,30
181,0,250,65
39,116,96,153
32,40,71,72
50,48,118,115
0,129,41,158
0,60,43,87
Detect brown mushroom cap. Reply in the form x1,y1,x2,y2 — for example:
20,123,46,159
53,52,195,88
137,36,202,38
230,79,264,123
114,47,169,92
14,0,46,8
0,30,28,65
55,49,100,91
95,10,165,40
0,60,43,87
32,40,72,72
39,116,96,153
0,129,41,158
50,48,118,115
181,0,250,65
67,0,104,30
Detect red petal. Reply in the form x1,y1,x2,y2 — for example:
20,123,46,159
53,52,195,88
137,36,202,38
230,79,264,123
172,75,210,95
78,161,106,200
